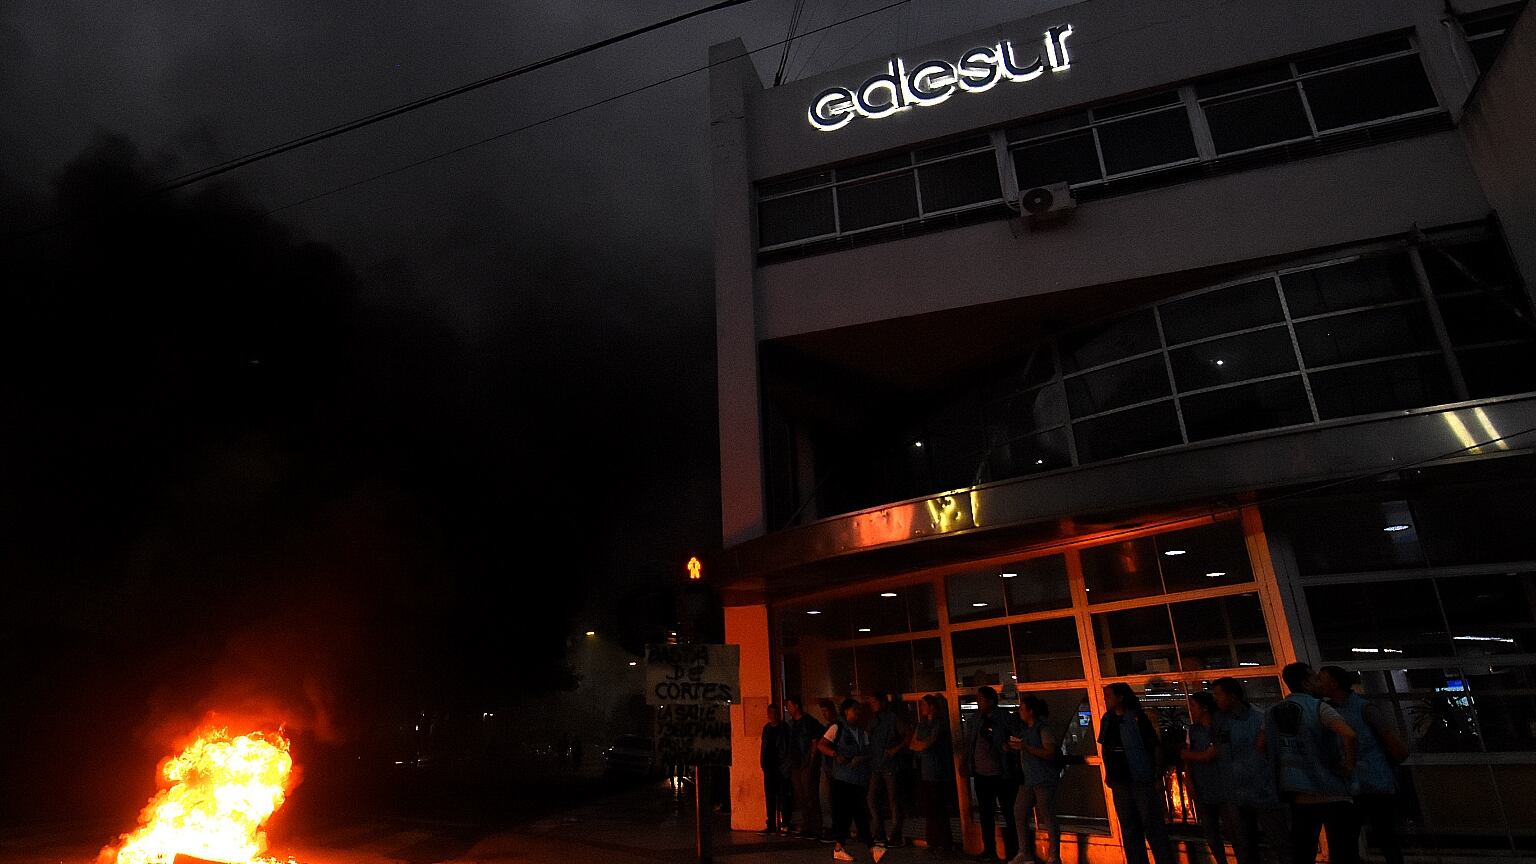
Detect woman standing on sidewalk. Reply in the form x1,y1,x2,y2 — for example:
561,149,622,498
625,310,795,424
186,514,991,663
1009,695,1062,864
817,698,885,862
910,693,956,854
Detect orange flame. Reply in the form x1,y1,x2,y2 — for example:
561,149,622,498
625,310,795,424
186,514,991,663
104,728,296,864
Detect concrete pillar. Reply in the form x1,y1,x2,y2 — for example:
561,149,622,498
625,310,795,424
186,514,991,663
725,603,772,833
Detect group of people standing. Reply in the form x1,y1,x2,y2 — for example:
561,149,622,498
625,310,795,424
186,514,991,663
760,660,1404,864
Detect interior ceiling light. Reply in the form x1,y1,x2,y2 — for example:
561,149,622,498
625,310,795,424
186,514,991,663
1383,524,1411,532
858,627,872,633
806,610,822,615
1206,571,1226,578
972,602,988,607
1000,572,1017,579
1163,549,1187,556
880,591,898,598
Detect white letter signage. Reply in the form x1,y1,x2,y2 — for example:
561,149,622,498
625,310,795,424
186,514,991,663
808,25,1073,131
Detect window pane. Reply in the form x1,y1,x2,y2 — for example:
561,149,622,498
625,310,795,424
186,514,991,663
1439,572,1536,656
1158,520,1256,593
1031,688,1098,757
1281,255,1419,317
1067,354,1172,416
1012,131,1102,189
1265,498,1426,575
988,428,1073,478
1094,606,1177,676
1170,326,1299,391
918,151,1000,212
837,152,911,180
1437,293,1534,346
1470,36,1507,74
915,135,990,162
1303,54,1438,130
1295,304,1439,367
1094,90,1184,120
855,641,916,695
1308,355,1454,420
947,568,1008,623
837,172,918,231
1204,86,1313,153
1415,483,1536,567
1422,238,1521,293
1295,37,1414,74
1061,309,1161,373
1161,279,1286,345
1082,536,1163,602
1182,376,1313,440
828,646,857,698
1170,593,1274,671
1097,109,1198,175
1456,342,1536,398
953,624,1012,688
1003,555,1072,613
913,637,946,692
1305,579,1452,660
1012,617,1084,681
906,583,940,631
1008,111,1091,141
758,188,835,246
986,383,1067,439
1196,64,1293,99
1072,400,1183,462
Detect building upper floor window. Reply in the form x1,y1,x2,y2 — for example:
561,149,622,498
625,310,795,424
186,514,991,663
1458,5,1522,76
757,32,1446,257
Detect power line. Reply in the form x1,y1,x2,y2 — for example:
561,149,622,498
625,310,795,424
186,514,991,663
3,0,758,245
772,0,808,85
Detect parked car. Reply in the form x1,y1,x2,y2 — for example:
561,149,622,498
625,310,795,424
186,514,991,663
603,733,659,776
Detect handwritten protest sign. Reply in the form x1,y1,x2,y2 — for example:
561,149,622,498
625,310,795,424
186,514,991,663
644,644,740,705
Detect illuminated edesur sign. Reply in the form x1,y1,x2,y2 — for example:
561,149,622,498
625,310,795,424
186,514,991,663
807,24,1074,131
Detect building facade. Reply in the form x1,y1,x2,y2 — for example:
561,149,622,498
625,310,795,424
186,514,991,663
710,0,1536,858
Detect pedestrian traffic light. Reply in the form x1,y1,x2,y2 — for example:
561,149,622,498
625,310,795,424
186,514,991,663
686,555,703,581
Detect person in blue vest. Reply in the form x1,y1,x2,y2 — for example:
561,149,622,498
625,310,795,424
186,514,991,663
863,690,913,850
1182,692,1231,864
910,693,957,854
1210,678,1287,864
1264,662,1359,864
786,696,828,840
1098,682,1174,864
1008,694,1062,864
961,685,1020,862
1318,666,1408,864
817,698,885,863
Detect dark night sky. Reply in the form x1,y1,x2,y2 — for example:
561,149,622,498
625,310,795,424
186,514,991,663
0,0,1065,820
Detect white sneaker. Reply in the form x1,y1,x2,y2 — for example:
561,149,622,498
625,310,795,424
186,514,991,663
871,846,887,863
833,844,855,862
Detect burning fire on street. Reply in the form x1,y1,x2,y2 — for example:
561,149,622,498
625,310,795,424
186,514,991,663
101,726,299,864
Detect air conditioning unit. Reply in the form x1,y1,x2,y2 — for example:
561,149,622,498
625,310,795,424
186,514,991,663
1019,182,1075,225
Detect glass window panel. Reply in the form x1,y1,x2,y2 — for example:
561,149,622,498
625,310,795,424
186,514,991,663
953,624,1013,688
1093,89,1184,119
1012,131,1103,189
946,568,1008,623
912,637,946,692
1024,688,1099,757
1415,484,1536,567
905,583,940,631
1305,579,1452,660
1097,109,1199,175
1170,593,1275,671
1011,616,1084,681
1003,554,1072,614
856,587,915,637
758,188,835,246
1281,255,1419,317
1204,85,1313,153
1294,37,1414,74
1187,676,1284,709
1439,572,1536,656
1308,355,1454,420
914,135,991,162
1462,664,1536,751
1302,54,1438,130
1082,536,1163,602
1294,304,1439,367
837,152,912,180
759,171,832,197
1456,341,1536,398
1265,497,1426,575
1160,279,1285,345
783,597,858,641
828,647,858,699
1072,400,1183,463
1437,293,1534,346
1008,111,1091,141
1094,605,1177,675
1196,64,1294,99
1470,37,1507,74
837,172,919,231
855,641,916,695
1170,326,1299,390
1066,354,1172,417
918,151,1000,212
1181,376,1314,440
1060,310,1161,373
1422,238,1521,293
1158,520,1255,593
988,428,1072,479
986,383,1067,439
